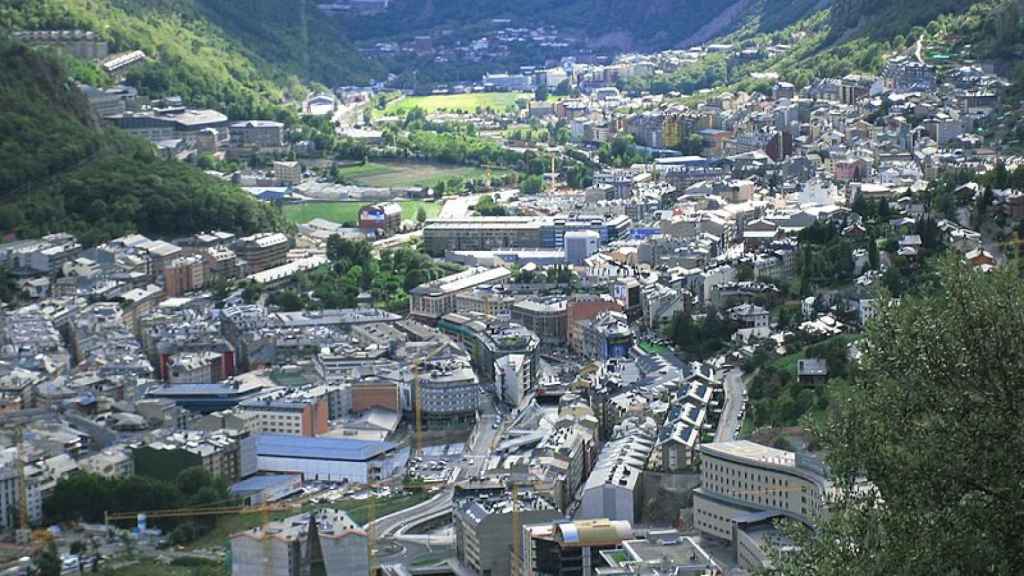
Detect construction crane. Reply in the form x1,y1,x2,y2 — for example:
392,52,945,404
510,484,521,576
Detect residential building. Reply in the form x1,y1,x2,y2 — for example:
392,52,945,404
511,298,568,345
235,233,290,273
455,489,561,576
455,286,518,318
229,120,285,148
565,230,601,265
162,254,206,297
576,311,634,361
230,509,367,576
358,202,403,238
438,312,540,388
273,161,302,186
236,396,330,437
494,353,530,406
409,266,513,324
578,424,655,523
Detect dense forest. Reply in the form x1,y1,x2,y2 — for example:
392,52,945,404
0,42,283,245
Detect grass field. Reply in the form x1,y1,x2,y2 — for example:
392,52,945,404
638,340,671,355
385,92,532,115
283,199,442,225
337,161,494,188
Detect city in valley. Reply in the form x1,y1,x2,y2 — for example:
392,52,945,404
0,1,1022,575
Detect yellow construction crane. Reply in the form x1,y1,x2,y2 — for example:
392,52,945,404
510,484,522,576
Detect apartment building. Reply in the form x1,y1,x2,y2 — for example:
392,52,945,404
237,397,330,437
235,232,289,273
409,266,512,324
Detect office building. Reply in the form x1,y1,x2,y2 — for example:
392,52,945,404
693,441,830,544
520,518,633,576
406,357,480,429
422,215,632,257
565,230,600,265
576,311,634,361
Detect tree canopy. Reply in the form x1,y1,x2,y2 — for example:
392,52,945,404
772,260,1024,575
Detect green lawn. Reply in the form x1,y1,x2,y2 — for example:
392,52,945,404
283,199,442,225
638,340,670,354
335,161,496,188
385,92,531,115
186,492,432,550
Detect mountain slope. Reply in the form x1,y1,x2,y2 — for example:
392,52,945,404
348,0,827,49
0,0,380,118
0,42,282,245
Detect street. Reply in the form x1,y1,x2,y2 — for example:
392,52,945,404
715,368,747,442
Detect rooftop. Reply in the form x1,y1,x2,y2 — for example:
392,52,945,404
253,434,397,462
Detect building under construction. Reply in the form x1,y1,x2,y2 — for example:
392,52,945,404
229,509,368,576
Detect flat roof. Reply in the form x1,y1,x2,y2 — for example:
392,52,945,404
254,434,396,462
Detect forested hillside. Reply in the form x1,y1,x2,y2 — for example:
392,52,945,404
348,0,827,49
0,42,283,245
0,0,378,118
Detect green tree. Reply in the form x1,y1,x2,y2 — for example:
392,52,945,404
771,260,1024,575
34,540,61,576
520,175,544,195
534,82,549,102
416,206,428,224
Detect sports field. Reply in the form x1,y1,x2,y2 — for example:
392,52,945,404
283,199,442,225
384,92,531,115
337,161,493,188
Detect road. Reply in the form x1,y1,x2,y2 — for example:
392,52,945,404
715,368,747,442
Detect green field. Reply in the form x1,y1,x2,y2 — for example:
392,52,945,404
385,92,531,115
283,199,442,225
337,161,494,188
638,340,671,354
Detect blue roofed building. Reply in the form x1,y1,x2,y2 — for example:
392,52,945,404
230,474,303,505
240,434,408,484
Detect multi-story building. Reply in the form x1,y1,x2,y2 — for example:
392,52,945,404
236,397,330,437
162,254,206,297
358,202,403,238
273,161,302,186
235,233,289,273
230,509,368,576
78,448,134,479
494,353,531,406
567,294,624,354
404,357,480,429
13,30,109,59
438,312,540,389
455,489,561,576
520,518,634,576
565,230,601,265
511,298,568,346
133,430,245,482
455,286,518,318
693,441,831,543
229,120,285,148
106,108,229,143
409,266,512,324
578,423,655,523
576,311,634,361
0,448,42,529
422,216,632,257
